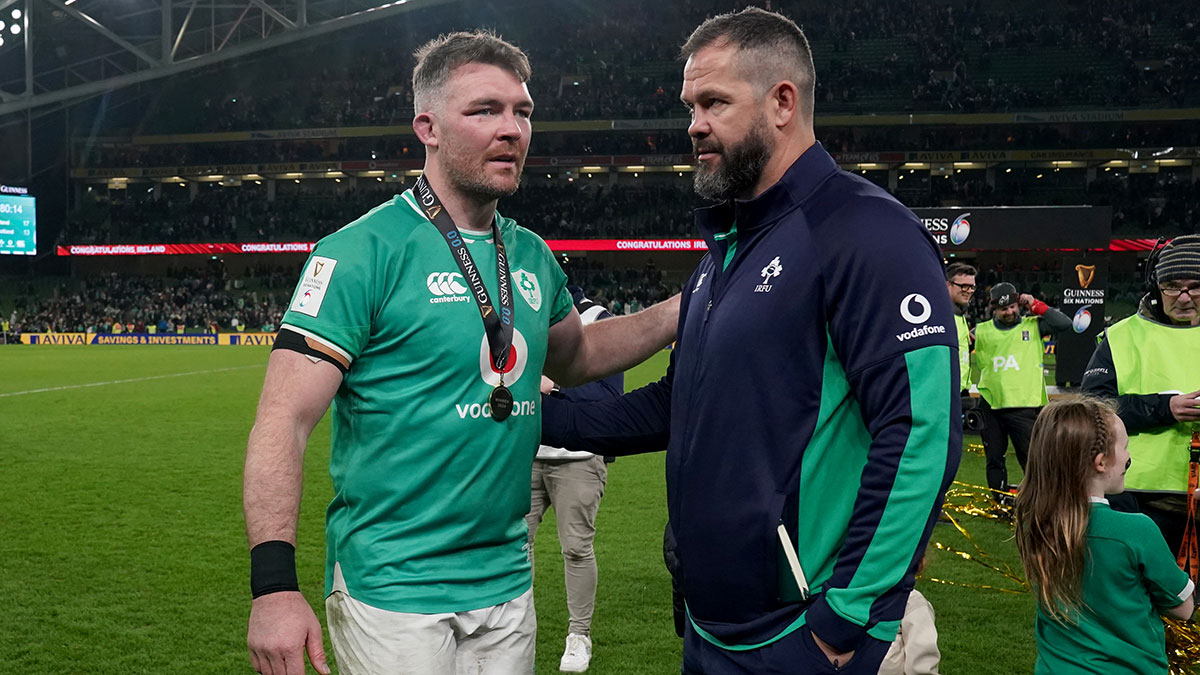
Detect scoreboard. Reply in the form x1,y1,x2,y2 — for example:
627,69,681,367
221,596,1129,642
0,193,35,255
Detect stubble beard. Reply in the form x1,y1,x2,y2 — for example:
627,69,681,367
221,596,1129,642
445,157,523,203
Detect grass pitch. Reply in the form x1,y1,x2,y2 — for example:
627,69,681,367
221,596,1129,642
1,346,1034,673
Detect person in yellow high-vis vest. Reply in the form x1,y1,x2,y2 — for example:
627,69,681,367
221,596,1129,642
1082,234,1200,553
973,282,1072,497
945,262,977,394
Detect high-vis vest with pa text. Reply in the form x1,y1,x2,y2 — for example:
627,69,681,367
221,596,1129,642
1107,314,1200,493
974,316,1047,408
955,314,971,390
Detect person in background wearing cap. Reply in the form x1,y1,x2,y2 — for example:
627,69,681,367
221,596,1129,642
1082,234,1200,552
973,281,1072,499
527,286,622,673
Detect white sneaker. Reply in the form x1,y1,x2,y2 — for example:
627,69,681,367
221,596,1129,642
559,633,592,672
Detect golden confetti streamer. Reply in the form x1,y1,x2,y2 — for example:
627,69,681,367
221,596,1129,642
1164,617,1200,675
922,481,1028,594
919,574,1027,595
926,540,1027,593
943,479,1015,522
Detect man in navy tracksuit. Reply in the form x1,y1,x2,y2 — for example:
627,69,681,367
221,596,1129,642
542,8,961,674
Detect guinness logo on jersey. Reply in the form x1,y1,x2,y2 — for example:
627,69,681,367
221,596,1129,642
291,256,337,317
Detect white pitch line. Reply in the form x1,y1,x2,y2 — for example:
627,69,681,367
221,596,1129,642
0,364,263,398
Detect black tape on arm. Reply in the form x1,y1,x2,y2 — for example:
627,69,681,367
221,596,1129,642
250,540,300,598
272,327,350,373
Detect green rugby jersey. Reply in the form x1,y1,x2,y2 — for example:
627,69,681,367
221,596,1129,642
280,190,572,613
1034,500,1192,674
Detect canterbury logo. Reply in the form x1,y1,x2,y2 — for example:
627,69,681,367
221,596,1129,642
427,272,468,296
1075,264,1096,289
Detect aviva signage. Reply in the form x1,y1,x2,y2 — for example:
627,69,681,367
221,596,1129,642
21,332,89,345
223,333,277,346
20,332,277,345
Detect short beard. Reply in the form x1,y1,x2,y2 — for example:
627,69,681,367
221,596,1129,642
446,162,521,203
693,118,772,202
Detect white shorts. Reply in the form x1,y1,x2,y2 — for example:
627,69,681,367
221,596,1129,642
325,585,536,675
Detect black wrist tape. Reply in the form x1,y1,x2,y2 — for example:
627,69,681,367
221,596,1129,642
250,540,300,598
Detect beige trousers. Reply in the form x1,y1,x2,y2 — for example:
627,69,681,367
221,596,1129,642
525,455,607,636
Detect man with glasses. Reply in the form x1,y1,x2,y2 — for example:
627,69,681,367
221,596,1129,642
973,281,1071,499
1083,234,1200,552
946,262,977,394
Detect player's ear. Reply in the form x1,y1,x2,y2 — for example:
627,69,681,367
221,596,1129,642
414,112,438,148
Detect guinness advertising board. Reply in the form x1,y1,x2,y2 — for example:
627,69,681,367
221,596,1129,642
913,206,1111,251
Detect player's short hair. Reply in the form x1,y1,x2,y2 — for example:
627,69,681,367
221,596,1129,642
680,7,816,119
945,262,978,281
412,30,531,115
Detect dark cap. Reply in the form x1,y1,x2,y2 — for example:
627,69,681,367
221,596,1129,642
1155,235,1200,284
990,282,1017,307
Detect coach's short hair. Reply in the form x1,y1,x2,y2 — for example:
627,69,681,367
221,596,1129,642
412,30,531,115
680,7,816,119
945,262,978,281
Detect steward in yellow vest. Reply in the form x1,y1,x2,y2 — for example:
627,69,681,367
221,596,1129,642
1082,234,1200,553
945,262,977,392
973,282,1072,495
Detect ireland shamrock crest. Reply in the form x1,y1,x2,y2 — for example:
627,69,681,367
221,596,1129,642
515,268,542,311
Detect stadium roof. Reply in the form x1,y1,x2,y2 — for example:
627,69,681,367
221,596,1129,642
0,0,453,119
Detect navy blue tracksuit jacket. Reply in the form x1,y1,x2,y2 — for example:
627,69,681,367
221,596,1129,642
543,143,962,654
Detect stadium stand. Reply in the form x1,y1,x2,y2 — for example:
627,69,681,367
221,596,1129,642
6,0,1200,333
10,269,291,334
119,0,1199,134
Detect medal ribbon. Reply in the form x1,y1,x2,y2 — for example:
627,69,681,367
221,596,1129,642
413,175,514,377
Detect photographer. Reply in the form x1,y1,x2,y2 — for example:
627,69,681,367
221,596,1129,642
1082,235,1200,552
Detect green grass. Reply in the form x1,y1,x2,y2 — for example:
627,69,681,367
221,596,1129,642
0,346,1036,673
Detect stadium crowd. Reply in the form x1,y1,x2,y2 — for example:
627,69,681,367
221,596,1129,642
62,181,705,245
8,268,293,335
62,170,1199,246
117,0,1199,138
80,120,1200,170
5,258,682,336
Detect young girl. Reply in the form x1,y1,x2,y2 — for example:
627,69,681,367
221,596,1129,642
1015,396,1195,674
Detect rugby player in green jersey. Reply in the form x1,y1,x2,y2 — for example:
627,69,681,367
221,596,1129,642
243,31,679,675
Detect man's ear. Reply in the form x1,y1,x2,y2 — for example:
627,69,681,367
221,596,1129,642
414,111,438,148
769,81,799,130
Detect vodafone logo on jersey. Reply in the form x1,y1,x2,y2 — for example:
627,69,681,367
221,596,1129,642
900,294,932,324
427,272,470,304
478,328,529,387
896,292,946,343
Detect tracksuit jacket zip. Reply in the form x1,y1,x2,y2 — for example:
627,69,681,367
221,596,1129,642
543,143,962,651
